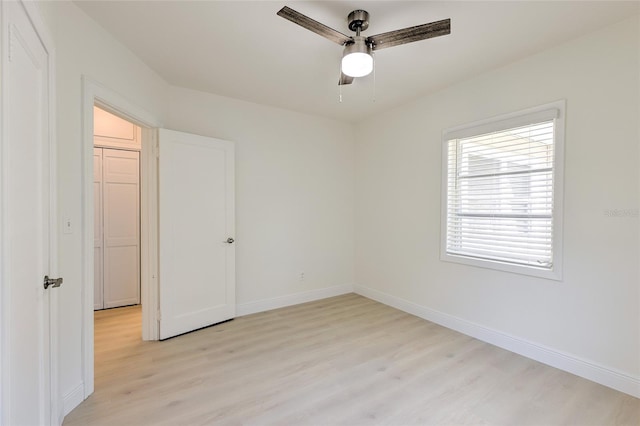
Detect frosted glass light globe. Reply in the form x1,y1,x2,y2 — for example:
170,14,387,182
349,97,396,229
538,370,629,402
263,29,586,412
341,52,373,77
341,36,373,78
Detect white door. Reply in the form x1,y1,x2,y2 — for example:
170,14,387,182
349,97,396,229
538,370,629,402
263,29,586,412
1,1,55,424
102,148,140,308
158,129,235,340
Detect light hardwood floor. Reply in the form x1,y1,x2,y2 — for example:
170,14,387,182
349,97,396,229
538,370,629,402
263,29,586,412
64,294,639,425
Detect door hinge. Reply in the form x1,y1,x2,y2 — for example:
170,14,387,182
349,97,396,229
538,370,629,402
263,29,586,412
157,309,162,321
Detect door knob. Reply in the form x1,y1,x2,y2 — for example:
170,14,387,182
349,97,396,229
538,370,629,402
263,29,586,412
43,275,63,290
225,237,235,244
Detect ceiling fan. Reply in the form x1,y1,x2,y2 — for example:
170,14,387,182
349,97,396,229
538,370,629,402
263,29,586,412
277,6,451,85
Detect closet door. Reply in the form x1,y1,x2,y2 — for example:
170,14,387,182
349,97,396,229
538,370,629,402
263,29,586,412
103,148,140,308
94,148,104,309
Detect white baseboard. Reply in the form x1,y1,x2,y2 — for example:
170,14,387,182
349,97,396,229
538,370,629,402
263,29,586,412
237,284,353,317
62,382,85,417
354,284,640,398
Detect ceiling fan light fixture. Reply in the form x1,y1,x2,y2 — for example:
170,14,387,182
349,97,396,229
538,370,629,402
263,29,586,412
277,6,451,86
341,36,373,78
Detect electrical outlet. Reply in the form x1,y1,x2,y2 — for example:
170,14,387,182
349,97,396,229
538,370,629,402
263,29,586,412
299,272,305,281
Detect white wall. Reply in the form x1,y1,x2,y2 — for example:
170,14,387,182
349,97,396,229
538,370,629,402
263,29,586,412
37,1,355,414
35,0,638,417
166,87,355,310
37,0,169,413
355,15,640,388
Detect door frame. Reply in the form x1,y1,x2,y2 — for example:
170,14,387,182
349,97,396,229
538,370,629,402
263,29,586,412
80,77,162,399
0,0,59,423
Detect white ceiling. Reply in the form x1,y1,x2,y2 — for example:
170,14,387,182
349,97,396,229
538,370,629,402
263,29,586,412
74,1,638,123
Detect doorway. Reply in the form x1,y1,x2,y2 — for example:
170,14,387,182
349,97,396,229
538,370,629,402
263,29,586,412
80,79,161,399
93,106,141,311
80,78,236,406
91,105,146,401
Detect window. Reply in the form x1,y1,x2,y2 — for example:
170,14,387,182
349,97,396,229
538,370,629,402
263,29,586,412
441,101,564,280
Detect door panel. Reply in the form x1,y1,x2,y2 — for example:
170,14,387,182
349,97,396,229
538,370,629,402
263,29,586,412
94,148,104,309
158,129,235,340
2,1,52,423
105,246,139,305
102,148,140,308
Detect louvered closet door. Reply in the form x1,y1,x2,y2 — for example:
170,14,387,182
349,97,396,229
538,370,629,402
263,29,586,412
102,148,140,308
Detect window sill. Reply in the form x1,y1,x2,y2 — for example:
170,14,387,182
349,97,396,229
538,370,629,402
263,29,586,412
440,252,563,281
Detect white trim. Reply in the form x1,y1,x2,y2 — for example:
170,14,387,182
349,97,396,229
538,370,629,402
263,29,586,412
237,284,354,317
88,80,161,129
62,382,84,417
80,77,162,406
440,100,566,281
44,26,61,426
443,108,559,141
80,78,95,400
354,284,640,398
1,3,9,422
637,16,640,387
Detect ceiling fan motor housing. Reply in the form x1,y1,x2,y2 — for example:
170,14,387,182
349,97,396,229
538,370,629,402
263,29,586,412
347,10,369,32
343,36,372,56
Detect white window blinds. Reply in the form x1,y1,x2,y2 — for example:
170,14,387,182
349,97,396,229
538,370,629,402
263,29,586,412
444,114,558,269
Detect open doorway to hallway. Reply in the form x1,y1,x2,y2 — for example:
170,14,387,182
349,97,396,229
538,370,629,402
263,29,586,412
93,105,143,367
93,106,142,387
80,79,161,403
93,106,141,313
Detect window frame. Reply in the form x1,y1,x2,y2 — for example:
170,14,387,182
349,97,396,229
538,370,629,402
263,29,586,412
440,101,565,281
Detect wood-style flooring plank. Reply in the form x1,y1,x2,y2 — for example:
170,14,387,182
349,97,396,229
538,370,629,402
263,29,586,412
63,294,640,425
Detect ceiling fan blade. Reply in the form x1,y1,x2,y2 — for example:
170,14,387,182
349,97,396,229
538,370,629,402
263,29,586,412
339,73,354,86
277,6,352,46
367,18,450,50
